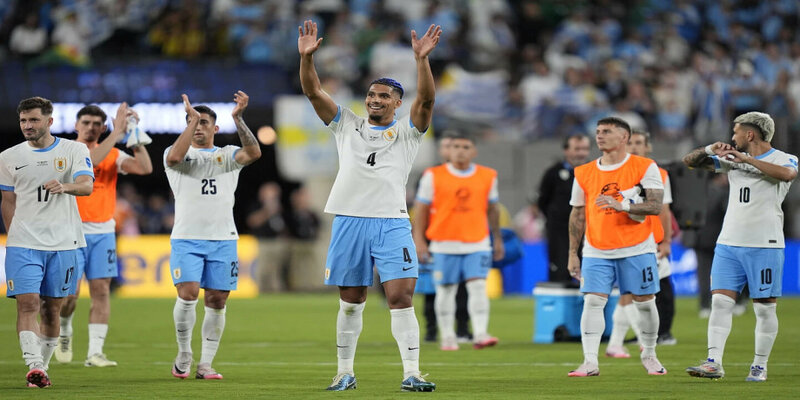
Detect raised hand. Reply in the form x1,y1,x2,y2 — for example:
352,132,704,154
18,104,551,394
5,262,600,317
232,90,249,118
182,94,199,122
298,20,323,56
111,102,129,132
411,24,442,59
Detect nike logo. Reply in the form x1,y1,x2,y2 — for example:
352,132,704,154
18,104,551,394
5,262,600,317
583,332,599,335
23,352,34,356
640,285,650,289
61,286,70,291
206,338,219,342
402,266,414,271
408,347,419,351
15,165,28,170
759,287,769,291
336,345,348,348
173,364,186,374
177,329,188,333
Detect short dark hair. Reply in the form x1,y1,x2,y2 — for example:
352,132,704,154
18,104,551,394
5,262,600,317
597,116,631,135
370,77,404,98
17,96,53,116
563,133,590,149
630,129,651,145
76,105,107,122
188,105,217,122
442,130,476,144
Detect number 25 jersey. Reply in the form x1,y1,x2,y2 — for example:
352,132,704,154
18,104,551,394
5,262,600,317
324,106,425,218
164,145,244,240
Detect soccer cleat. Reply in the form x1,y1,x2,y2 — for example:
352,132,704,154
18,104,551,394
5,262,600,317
567,362,599,377
26,367,51,388
605,345,631,358
657,333,678,346
27,382,40,388
746,365,767,382
473,336,499,350
171,352,193,379
54,335,73,363
686,359,725,379
196,363,223,380
326,373,357,391
401,374,436,392
85,353,118,367
641,356,667,375
440,337,458,351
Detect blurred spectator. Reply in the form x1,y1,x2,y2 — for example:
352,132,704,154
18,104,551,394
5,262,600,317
115,183,143,236
285,186,321,291
9,13,47,59
49,8,91,65
139,193,174,234
246,182,289,293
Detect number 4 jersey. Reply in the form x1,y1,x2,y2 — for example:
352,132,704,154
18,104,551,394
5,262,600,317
711,148,798,248
0,137,94,250
324,105,425,218
164,145,244,240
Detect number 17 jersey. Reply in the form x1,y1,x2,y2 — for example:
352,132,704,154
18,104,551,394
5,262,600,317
164,145,244,240
324,106,425,218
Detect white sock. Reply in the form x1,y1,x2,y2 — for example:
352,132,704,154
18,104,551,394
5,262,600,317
752,302,778,368
434,284,458,341
580,294,608,365
87,323,108,357
708,293,735,364
200,306,226,365
41,336,58,370
633,298,659,358
390,306,421,379
20,331,43,368
622,301,642,342
466,279,490,340
336,300,364,375
607,303,630,348
60,313,74,337
173,297,198,354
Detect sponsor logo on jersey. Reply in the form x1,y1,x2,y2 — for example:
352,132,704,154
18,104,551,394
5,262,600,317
85,157,92,168
37,160,48,167
54,157,67,172
383,129,397,142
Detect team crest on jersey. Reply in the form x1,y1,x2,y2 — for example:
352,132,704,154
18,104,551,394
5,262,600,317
325,268,331,280
173,268,181,279
54,157,67,172
383,129,397,142
214,154,224,166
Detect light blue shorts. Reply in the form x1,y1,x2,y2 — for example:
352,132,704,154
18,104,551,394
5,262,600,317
711,244,783,298
431,252,492,285
170,239,239,291
76,233,118,287
581,253,660,295
324,216,418,286
415,262,435,294
5,247,80,298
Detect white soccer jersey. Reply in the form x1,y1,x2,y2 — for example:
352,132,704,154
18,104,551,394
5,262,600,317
0,137,93,250
324,106,425,218
711,148,797,248
164,145,245,240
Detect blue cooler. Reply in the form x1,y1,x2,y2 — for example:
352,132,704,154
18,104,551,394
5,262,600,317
532,282,619,343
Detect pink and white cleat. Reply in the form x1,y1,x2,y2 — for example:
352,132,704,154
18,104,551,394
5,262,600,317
568,362,599,377
642,356,667,375
605,345,631,358
171,352,192,379
26,368,51,388
473,336,499,350
196,363,223,380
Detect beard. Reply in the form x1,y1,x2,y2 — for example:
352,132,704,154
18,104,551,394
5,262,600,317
24,128,47,142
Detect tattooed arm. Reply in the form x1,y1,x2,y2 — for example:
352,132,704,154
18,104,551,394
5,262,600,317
567,206,585,279
683,142,731,170
231,90,262,166
595,188,663,216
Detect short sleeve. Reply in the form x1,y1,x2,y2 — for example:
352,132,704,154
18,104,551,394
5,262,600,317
0,155,13,191
219,145,245,172
710,155,734,173
327,106,359,135
116,151,132,174
640,163,664,189
569,179,585,207
415,170,434,204
663,174,673,205
71,144,95,181
488,176,499,203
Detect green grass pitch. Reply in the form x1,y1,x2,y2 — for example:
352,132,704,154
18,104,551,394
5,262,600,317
1,294,798,399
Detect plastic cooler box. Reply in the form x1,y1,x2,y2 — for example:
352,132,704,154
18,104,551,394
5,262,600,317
532,282,619,343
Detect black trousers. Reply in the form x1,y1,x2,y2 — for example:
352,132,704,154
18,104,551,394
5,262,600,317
656,276,675,336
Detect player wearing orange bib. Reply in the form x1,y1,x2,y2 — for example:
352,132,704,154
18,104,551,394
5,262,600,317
413,133,504,352
55,104,153,367
566,117,667,378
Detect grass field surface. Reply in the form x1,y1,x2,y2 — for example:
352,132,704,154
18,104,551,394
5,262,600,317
0,293,797,399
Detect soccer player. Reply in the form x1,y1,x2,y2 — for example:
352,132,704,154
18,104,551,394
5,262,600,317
684,112,796,382
413,132,504,351
298,20,441,392
55,104,153,367
1,96,94,387
165,91,261,380
606,129,676,358
567,117,667,377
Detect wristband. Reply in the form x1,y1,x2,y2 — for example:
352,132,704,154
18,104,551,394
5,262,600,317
621,201,630,212
704,144,715,155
